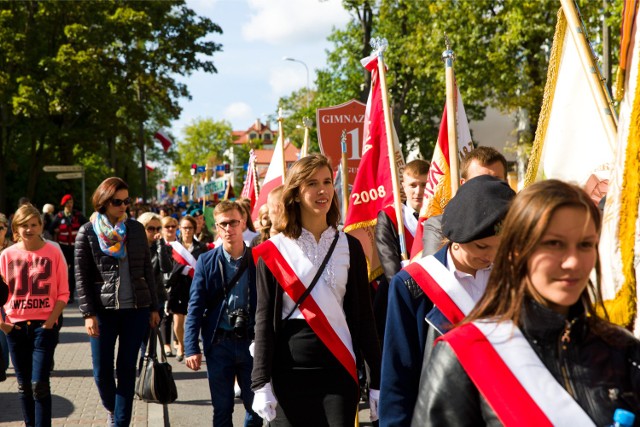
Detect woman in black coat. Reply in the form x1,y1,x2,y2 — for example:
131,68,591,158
75,177,159,427
412,180,640,426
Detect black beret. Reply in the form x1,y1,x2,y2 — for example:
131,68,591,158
442,175,516,243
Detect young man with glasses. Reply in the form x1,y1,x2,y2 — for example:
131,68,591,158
184,200,262,427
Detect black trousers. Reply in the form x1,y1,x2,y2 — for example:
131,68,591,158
271,320,359,427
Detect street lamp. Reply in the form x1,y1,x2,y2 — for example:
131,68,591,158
282,56,310,108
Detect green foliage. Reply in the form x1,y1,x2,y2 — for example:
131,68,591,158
0,0,221,211
174,118,233,184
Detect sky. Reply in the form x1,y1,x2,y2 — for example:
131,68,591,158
170,0,351,139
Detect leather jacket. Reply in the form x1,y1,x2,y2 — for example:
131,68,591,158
75,219,158,316
412,299,640,426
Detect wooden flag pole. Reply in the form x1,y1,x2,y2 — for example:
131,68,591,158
560,0,618,150
301,117,312,157
443,36,460,197
278,108,287,182
340,129,349,219
374,37,408,261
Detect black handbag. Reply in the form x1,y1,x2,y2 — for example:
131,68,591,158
135,327,178,404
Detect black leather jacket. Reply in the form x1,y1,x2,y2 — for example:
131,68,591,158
75,219,158,316
412,299,640,426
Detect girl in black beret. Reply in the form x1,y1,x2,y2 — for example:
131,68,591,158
380,175,516,425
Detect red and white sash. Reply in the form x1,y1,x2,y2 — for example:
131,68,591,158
442,321,595,426
404,255,476,325
168,241,196,278
253,233,358,384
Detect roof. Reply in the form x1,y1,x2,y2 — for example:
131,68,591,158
254,141,299,165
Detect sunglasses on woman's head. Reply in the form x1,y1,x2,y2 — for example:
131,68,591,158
110,197,131,207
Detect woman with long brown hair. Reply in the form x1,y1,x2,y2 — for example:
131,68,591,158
251,154,381,425
413,180,640,426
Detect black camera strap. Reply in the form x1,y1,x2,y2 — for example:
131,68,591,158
283,231,340,322
207,247,250,313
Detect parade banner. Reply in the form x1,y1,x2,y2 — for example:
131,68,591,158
251,130,285,221
241,150,258,213
525,4,616,189
343,53,404,280
599,0,640,333
203,178,228,198
316,99,366,188
411,85,473,259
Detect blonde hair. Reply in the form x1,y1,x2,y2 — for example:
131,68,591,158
161,216,178,227
137,212,161,227
12,204,43,241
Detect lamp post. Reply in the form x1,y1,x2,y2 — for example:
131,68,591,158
283,56,310,108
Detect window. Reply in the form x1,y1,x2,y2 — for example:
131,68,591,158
263,132,272,141
249,132,257,140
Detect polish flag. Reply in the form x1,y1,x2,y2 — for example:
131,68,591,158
154,129,173,152
251,132,285,220
145,164,155,172
241,150,259,214
168,241,196,278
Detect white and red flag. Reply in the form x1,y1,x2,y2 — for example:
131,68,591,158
154,129,173,153
251,130,286,221
241,150,259,214
168,241,196,279
343,53,404,281
410,85,473,259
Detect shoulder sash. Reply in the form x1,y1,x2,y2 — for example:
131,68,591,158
442,321,595,426
404,255,476,325
168,241,196,278
253,234,358,384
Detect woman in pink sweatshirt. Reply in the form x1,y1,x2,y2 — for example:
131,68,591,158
0,204,69,427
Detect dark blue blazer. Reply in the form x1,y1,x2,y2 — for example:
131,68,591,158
379,245,448,427
184,245,257,357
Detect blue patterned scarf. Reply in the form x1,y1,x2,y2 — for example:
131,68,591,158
92,213,127,258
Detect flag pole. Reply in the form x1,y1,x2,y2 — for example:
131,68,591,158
340,129,349,219
443,35,460,196
301,117,312,157
251,149,260,202
559,0,618,149
278,107,287,182
373,37,408,261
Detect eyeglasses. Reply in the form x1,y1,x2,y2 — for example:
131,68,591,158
164,225,177,229
145,226,161,232
216,220,241,230
110,197,131,207
180,226,194,231
0,226,5,232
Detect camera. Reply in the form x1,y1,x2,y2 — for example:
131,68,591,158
228,308,249,338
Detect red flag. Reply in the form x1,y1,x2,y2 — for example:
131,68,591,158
145,164,155,171
241,150,258,214
410,84,473,259
343,53,404,280
154,129,173,152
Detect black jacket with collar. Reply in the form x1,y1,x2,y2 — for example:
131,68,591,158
412,299,640,426
75,219,158,316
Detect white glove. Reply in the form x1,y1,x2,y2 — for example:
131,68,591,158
252,383,277,422
182,265,193,276
249,341,255,358
369,389,380,422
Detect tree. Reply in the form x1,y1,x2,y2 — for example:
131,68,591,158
174,118,233,184
0,1,222,211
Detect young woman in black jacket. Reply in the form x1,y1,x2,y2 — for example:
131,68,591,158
251,154,381,426
413,180,640,426
75,177,160,427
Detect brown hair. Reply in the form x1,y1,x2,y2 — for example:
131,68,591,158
180,215,197,230
460,146,507,180
465,179,604,327
92,177,129,214
213,200,243,218
237,198,257,232
11,204,43,241
279,154,340,238
404,159,430,177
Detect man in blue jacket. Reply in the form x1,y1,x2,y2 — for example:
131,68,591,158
184,200,262,427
